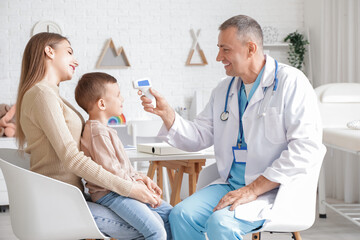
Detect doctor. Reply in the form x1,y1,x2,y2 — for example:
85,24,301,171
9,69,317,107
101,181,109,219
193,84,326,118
139,15,325,239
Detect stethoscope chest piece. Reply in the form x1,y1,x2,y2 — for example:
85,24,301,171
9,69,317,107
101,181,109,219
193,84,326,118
220,111,229,121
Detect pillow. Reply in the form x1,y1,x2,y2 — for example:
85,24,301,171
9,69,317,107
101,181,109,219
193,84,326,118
321,83,360,103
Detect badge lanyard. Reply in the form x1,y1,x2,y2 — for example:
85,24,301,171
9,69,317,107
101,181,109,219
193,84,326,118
233,81,248,164
237,81,248,149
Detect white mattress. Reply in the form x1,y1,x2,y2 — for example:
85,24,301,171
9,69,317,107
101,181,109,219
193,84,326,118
323,128,360,152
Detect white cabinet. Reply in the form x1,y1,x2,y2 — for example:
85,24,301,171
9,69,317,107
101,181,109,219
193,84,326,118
0,137,17,210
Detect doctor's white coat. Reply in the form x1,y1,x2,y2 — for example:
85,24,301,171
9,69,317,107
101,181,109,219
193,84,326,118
158,55,326,224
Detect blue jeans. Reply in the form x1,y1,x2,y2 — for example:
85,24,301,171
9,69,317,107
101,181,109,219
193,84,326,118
87,201,145,240
169,184,265,240
97,192,172,240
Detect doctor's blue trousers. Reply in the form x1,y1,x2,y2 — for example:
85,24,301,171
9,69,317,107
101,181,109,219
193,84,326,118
169,184,264,240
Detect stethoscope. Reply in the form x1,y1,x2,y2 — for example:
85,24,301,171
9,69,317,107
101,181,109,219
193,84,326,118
220,60,279,121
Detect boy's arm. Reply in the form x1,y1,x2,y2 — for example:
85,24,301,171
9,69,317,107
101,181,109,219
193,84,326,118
90,132,162,206
91,132,135,180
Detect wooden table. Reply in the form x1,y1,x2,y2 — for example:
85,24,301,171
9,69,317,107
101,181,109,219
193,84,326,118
126,149,214,206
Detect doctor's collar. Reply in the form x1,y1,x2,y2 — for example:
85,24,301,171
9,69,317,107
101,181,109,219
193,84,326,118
261,56,278,88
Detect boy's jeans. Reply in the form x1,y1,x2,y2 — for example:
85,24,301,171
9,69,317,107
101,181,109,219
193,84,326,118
96,191,172,240
88,201,145,239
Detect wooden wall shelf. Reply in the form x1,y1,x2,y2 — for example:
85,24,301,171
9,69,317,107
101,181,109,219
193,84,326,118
186,29,208,66
96,38,131,69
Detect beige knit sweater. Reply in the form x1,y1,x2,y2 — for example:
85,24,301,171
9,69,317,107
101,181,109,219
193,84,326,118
20,80,134,197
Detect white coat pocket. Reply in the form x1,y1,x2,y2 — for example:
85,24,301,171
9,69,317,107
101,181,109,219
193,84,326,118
264,107,286,144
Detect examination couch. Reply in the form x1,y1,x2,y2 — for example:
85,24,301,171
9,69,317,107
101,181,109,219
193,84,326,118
315,83,360,226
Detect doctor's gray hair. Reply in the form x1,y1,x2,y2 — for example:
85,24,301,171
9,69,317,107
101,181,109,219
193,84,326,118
219,15,263,50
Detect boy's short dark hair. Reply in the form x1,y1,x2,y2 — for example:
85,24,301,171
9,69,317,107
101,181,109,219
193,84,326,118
75,72,117,113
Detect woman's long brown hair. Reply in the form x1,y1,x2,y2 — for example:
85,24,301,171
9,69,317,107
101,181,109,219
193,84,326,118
15,32,68,149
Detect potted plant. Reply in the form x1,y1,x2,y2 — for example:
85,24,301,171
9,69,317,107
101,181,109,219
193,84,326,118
284,31,309,71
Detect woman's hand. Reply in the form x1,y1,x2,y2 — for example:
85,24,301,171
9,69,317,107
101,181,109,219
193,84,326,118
142,176,162,196
138,88,175,130
128,183,162,208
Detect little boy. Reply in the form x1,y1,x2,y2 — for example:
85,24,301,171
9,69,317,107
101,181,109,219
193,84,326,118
75,72,172,240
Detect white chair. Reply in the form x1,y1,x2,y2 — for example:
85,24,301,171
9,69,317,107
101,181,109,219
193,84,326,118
0,138,19,211
0,148,110,240
197,161,323,240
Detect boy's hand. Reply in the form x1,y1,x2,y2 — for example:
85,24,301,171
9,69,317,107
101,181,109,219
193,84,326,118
142,176,162,196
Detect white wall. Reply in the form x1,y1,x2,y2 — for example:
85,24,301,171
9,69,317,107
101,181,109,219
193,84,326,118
304,0,323,87
0,0,305,121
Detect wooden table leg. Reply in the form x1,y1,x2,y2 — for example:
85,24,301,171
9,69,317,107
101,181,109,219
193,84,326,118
292,232,302,240
147,161,165,198
188,173,197,196
157,166,163,198
147,161,157,179
170,166,185,206
252,232,261,240
188,163,197,196
167,168,175,189
195,162,202,182
150,159,206,205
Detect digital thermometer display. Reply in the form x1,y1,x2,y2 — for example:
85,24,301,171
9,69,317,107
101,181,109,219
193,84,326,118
138,80,150,87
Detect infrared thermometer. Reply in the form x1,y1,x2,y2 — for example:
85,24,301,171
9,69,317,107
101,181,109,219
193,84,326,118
132,78,156,108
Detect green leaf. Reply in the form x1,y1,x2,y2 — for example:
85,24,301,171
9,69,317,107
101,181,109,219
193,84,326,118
283,31,309,71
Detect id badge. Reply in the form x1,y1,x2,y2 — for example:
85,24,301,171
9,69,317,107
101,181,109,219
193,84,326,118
232,146,247,164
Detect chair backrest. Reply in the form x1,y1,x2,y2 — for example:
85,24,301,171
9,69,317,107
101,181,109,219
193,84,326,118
0,148,30,170
197,160,322,232
0,149,108,240
262,160,322,232
196,162,220,191
315,83,360,128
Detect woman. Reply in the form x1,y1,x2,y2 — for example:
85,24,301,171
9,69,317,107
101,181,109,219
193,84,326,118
15,32,161,239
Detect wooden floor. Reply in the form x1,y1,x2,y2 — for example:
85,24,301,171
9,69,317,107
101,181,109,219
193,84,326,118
1,199,360,240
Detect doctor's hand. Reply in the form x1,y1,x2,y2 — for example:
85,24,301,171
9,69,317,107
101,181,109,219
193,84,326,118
128,182,162,208
213,185,257,212
213,175,280,212
138,88,175,130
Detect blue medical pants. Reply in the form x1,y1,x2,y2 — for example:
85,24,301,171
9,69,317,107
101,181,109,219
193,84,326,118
169,184,264,240
97,191,173,240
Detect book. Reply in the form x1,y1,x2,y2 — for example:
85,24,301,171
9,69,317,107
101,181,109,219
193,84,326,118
137,142,194,155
